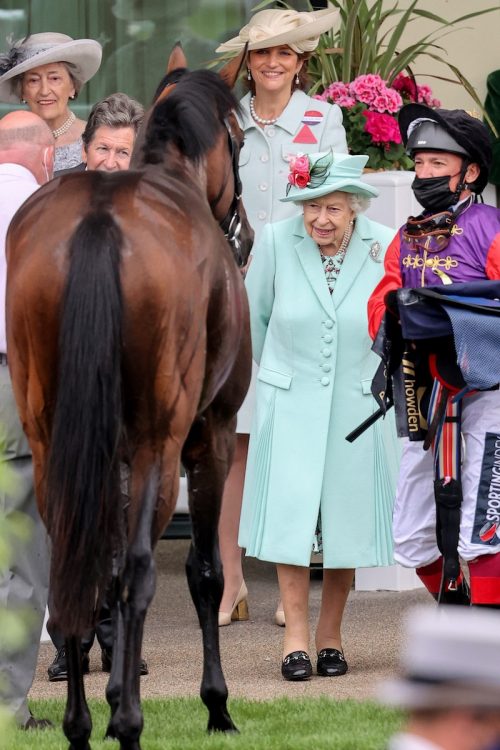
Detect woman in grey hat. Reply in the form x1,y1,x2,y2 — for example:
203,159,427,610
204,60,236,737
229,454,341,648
0,33,102,171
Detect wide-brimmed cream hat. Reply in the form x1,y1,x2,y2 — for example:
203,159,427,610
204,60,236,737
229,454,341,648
378,606,500,710
0,32,102,103
216,6,339,55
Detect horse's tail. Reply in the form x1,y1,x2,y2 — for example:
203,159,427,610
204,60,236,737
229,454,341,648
46,209,123,637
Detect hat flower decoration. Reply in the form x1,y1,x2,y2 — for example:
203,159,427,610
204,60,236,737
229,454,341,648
286,152,333,195
287,154,311,190
287,151,331,193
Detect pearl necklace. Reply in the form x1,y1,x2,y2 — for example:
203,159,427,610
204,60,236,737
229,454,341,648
320,221,353,257
52,111,76,140
249,96,278,126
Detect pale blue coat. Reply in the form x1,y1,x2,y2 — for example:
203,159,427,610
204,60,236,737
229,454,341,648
239,213,399,568
238,90,347,244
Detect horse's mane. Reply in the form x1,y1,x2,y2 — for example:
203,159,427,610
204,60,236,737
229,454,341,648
142,68,240,166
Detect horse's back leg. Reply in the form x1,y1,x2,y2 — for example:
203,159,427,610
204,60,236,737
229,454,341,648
182,412,237,733
63,636,92,750
105,458,160,750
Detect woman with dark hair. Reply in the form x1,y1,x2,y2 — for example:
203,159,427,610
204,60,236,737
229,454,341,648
216,7,348,628
0,33,102,171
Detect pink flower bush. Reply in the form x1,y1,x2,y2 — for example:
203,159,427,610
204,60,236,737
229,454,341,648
315,73,440,170
322,82,355,108
363,111,402,148
392,73,441,108
350,74,403,113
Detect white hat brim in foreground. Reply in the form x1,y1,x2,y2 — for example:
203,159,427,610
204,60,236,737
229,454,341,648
0,36,102,103
378,678,500,710
378,606,500,711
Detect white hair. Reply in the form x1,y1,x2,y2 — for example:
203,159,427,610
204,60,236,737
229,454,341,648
348,193,371,214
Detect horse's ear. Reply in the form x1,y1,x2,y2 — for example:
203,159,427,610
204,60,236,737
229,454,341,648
167,43,187,74
218,46,247,90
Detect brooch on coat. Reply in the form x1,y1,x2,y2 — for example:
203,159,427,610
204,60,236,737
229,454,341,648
369,241,382,262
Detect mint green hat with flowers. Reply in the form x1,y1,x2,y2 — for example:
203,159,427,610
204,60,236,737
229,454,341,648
281,150,379,202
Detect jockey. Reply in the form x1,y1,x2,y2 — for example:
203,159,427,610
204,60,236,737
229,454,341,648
367,103,500,607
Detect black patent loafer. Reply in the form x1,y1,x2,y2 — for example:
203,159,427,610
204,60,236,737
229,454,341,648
281,650,312,681
317,648,348,676
101,648,149,676
47,646,90,682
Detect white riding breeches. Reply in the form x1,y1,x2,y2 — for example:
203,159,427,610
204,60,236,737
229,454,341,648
393,389,500,568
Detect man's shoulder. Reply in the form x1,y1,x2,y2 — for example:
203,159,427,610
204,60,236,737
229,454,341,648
53,163,86,177
464,201,500,224
0,164,39,204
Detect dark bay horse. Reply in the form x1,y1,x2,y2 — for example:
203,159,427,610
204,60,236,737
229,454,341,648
5,50,252,750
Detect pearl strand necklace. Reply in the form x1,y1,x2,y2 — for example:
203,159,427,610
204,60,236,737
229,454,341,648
52,111,76,140
249,96,278,126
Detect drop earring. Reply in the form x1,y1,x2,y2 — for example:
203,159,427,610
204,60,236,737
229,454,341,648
247,68,252,81
295,73,300,85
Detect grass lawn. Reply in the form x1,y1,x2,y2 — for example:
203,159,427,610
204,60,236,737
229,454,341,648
5,697,403,749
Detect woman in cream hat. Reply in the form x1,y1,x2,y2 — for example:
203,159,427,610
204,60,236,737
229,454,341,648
215,6,348,629
0,33,102,171
240,151,397,680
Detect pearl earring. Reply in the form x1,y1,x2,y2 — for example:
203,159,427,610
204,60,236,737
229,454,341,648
247,68,252,81
295,73,300,85
20,98,26,104
70,94,75,100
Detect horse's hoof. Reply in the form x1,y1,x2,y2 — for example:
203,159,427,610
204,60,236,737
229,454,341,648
104,724,117,740
207,713,239,733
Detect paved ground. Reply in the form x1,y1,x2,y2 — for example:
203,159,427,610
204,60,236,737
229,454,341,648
30,539,430,703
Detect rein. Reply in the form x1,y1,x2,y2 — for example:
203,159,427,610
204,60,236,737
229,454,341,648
209,115,244,266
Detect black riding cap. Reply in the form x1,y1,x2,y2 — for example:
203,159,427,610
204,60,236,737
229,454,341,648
398,103,492,193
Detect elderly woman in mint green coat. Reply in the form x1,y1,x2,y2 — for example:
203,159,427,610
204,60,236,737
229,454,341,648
239,151,399,681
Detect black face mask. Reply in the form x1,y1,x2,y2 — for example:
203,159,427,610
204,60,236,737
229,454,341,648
411,173,463,213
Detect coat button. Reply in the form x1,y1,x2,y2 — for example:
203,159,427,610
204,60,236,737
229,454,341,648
322,363,331,372
320,376,330,386
323,333,333,343
260,154,269,163
259,183,268,191
324,320,334,329
321,347,332,357
266,126,276,137
258,210,267,220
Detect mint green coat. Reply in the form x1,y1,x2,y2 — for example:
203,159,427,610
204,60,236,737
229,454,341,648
239,213,399,568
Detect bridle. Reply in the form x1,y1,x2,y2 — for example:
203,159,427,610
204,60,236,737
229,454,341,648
209,115,245,266
154,72,246,266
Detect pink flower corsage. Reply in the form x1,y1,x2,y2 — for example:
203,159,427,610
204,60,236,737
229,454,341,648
288,154,311,189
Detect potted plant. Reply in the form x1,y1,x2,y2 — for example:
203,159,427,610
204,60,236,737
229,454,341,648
253,0,499,169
